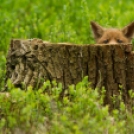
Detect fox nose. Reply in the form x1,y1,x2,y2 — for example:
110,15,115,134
109,40,118,44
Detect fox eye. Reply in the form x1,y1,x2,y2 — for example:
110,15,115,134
103,39,109,44
117,39,123,43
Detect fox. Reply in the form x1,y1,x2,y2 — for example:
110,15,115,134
90,21,134,44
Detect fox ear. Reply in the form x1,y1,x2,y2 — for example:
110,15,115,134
122,21,134,38
90,21,104,40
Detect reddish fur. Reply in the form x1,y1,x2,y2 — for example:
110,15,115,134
97,29,129,44
90,21,134,44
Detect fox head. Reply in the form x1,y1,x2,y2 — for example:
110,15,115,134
90,21,134,44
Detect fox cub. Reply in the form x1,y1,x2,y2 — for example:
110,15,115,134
90,21,134,44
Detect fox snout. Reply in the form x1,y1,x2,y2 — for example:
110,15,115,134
90,21,134,44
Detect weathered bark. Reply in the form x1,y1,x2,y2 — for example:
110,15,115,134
6,38,134,105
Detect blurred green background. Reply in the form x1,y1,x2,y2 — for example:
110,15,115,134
0,0,134,86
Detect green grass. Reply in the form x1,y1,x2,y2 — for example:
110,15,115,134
1,77,133,134
1,0,134,133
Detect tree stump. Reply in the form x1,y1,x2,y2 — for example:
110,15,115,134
6,38,134,106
